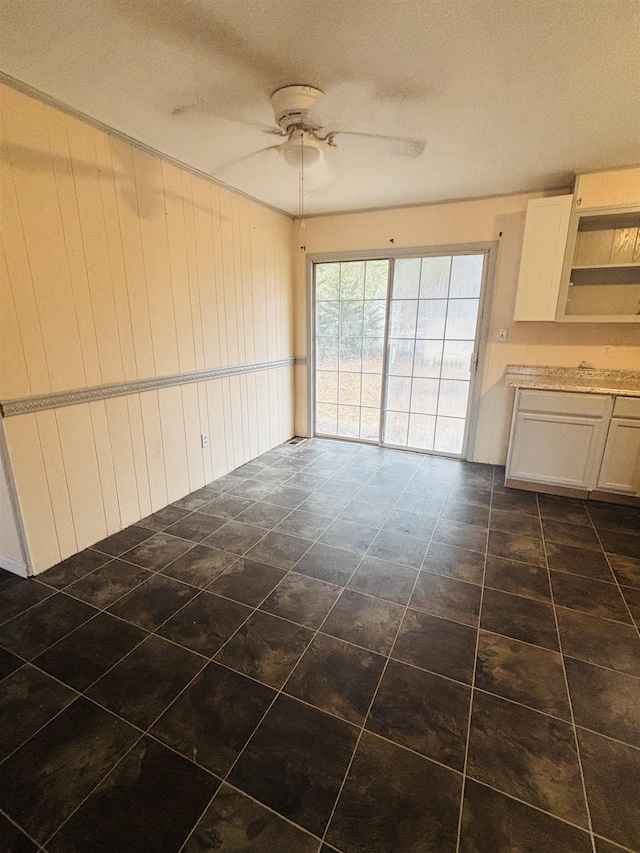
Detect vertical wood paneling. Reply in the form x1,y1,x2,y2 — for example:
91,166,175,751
35,410,76,558
1,82,294,573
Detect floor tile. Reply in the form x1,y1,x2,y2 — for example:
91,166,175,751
319,518,377,555
263,486,312,509
151,662,275,776
64,559,151,608
0,645,22,681
235,500,292,529
275,509,332,540
589,504,640,537
433,518,488,553
367,659,470,770
231,461,267,477
228,479,278,500
207,558,286,606
557,608,640,677
480,588,559,650
164,512,227,542
395,491,445,517
0,574,53,624
298,492,352,517
608,553,640,589
260,573,341,629
346,555,418,605
229,694,359,837
565,656,640,748
39,549,110,589
138,505,191,531
0,697,138,843
546,541,615,581
322,589,403,654
474,632,570,720
288,471,330,490
599,528,640,560
440,499,490,528
578,727,640,850
595,838,632,853
550,571,632,623
0,812,40,853
48,736,218,853
338,498,392,528
184,783,319,853
107,573,198,631
422,542,485,584
174,490,223,511
368,529,428,569
92,525,152,557
410,572,482,626
203,521,267,555
199,494,255,519
467,691,587,826
538,494,592,527
326,731,462,853
120,532,192,570
490,508,542,538
86,634,204,728
0,665,76,762
393,609,477,684
0,593,97,660
448,483,492,509
487,530,546,567
459,778,593,853
542,519,601,551
491,490,538,515
216,610,313,689
157,591,251,657
34,612,146,691
245,531,311,570
285,633,385,725
294,542,361,585
622,585,640,627
484,555,551,602
382,508,437,540
159,543,237,587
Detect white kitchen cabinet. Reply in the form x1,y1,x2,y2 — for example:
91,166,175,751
506,390,612,491
513,195,573,321
596,397,640,496
513,167,640,323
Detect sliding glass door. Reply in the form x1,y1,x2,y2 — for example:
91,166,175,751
313,251,486,457
315,260,390,442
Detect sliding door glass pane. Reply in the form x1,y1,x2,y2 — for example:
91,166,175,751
383,253,484,456
315,259,389,441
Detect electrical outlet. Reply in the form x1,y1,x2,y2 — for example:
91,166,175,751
201,433,209,449
498,329,508,342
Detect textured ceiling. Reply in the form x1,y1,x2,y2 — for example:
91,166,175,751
1,0,639,215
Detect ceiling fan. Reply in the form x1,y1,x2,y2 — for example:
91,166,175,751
173,84,426,196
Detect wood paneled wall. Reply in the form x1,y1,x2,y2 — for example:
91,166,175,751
0,83,295,573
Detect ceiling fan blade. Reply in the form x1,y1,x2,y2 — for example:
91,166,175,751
212,145,281,175
329,131,426,158
171,102,284,135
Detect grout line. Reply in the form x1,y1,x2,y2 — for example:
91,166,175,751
453,461,492,853
539,493,598,853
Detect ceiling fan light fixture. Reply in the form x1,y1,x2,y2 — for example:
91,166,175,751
278,132,324,169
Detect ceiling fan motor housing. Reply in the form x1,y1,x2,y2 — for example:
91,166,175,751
271,85,324,130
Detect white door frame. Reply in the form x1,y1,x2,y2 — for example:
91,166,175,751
306,241,498,461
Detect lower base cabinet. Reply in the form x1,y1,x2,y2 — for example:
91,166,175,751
506,389,640,500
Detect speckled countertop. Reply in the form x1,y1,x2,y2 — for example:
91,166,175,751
505,365,640,397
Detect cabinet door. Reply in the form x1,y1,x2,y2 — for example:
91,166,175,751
576,168,640,210
507,412,608,490
597,418,640,496
513,195,573,321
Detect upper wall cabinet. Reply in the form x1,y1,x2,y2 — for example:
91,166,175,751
514,167,640,323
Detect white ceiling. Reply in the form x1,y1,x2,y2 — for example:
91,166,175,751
1,0,639,215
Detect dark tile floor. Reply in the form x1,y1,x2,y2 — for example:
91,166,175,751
1,437,639,852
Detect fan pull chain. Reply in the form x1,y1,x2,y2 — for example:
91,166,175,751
298,135,306,231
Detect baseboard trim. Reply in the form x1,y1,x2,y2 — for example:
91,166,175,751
0,556,29,578
505,478,640,506
1,358,295,417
